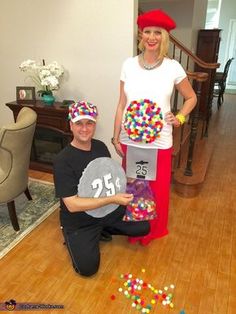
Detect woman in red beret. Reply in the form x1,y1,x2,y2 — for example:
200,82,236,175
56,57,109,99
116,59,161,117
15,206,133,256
112,9,197,245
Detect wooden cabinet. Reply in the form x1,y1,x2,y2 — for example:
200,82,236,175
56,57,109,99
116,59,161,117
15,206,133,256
6,101,71,173
195,29,221,116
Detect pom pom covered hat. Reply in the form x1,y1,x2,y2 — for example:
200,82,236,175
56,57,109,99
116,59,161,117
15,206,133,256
137,9,176,32
68,101,98,123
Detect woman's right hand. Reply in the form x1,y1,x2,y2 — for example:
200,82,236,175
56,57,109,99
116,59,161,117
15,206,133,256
113,142,124,158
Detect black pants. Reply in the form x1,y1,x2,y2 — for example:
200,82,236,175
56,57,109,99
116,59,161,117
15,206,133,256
62,206,150,277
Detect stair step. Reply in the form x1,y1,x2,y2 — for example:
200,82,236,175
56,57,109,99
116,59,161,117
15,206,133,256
173,130,216,198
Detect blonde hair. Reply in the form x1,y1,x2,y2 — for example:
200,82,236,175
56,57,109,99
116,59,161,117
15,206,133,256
138,28,170,60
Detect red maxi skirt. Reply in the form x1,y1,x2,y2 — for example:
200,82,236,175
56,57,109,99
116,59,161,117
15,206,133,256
121,144,172,245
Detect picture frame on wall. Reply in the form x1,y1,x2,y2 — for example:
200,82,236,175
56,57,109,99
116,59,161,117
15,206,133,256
16,86,36,104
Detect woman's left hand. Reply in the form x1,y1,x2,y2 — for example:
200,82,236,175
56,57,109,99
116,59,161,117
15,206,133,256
164,111,181,127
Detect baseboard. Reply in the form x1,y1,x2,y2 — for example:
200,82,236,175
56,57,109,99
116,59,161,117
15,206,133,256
226,89,236,94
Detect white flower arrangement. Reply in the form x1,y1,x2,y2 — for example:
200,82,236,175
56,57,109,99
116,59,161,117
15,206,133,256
19,59,64,96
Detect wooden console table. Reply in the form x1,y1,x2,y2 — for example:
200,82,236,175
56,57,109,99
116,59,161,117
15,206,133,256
6,100,72,173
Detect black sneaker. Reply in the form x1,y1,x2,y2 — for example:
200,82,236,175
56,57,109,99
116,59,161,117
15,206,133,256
100,230,112,242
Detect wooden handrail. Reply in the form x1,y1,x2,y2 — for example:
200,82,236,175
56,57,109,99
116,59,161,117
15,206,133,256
170,34,220,70
186,71,208,82
168,33,213,177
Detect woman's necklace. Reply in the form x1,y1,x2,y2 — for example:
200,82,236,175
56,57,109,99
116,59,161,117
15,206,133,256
141,52,161,70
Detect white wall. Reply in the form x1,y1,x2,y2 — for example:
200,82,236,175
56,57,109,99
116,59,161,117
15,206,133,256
0,0,137,157
218,0,236,88
218,0,236,67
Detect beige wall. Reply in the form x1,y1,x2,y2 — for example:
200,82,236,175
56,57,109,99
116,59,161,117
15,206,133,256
0,0,138,158
192,0,208,52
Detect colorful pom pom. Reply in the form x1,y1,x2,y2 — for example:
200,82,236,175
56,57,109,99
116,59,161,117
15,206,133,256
124,99,163,143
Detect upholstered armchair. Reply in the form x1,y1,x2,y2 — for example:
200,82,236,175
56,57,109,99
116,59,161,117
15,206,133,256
0,107,37,231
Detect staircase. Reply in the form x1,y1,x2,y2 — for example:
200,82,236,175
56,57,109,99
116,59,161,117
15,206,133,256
169,34,220,197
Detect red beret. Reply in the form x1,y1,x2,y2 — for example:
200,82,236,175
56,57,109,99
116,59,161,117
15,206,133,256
137,9,176,32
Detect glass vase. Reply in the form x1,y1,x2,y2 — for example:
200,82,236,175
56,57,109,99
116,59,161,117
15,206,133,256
42,94,55,106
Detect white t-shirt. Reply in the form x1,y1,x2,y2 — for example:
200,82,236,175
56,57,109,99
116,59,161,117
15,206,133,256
120,56,186,149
